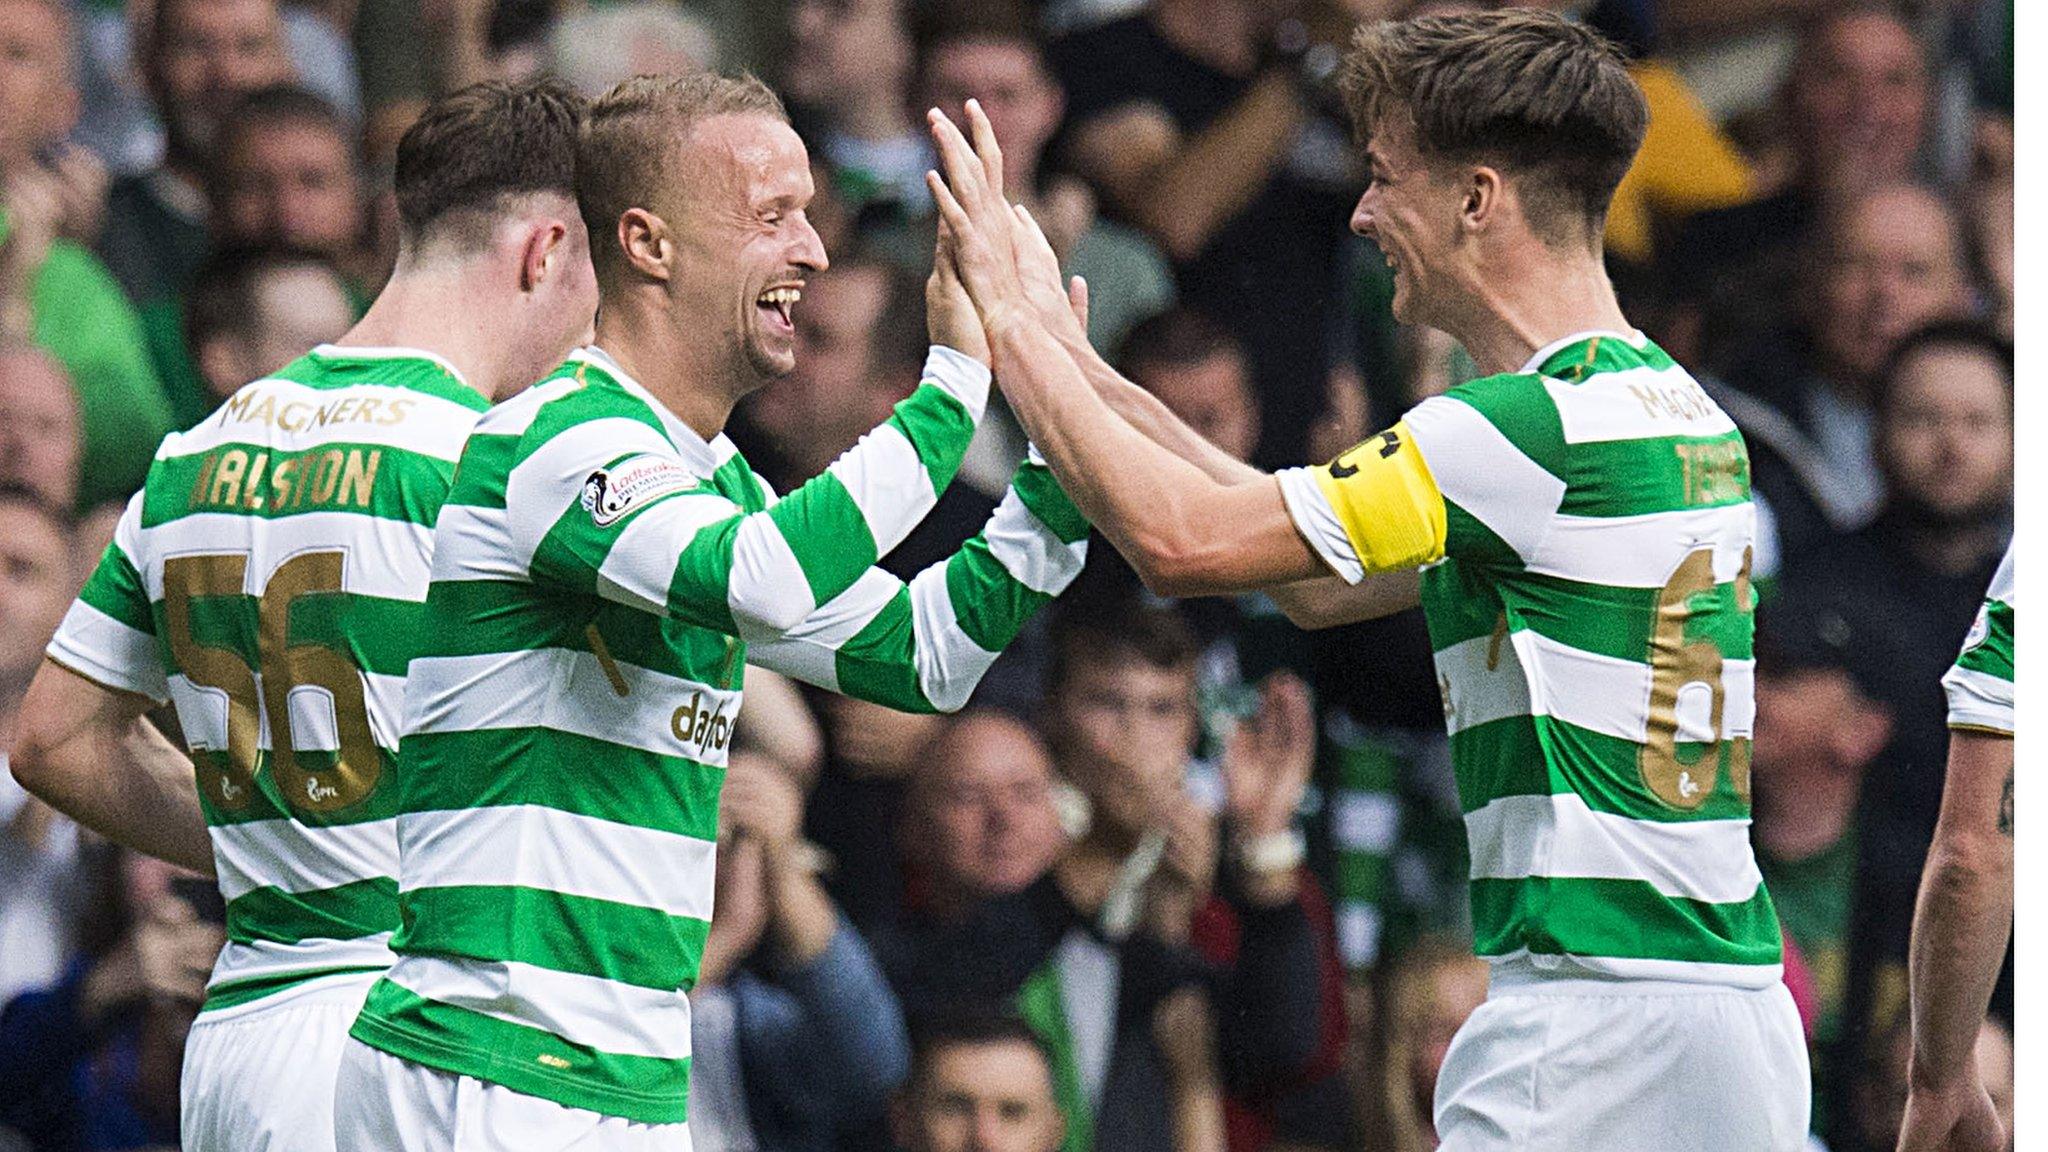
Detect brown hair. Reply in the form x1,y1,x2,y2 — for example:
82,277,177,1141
393,78,586,252
391,78,585,251
1046,597,1199,695
1340,9,1648,244
577,72,788,282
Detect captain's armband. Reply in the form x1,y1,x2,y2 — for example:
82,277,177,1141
1276,421,1446,582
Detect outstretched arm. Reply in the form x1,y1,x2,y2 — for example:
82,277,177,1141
745,449,1090,713
927,104,1445,605
1897,730,2012,1152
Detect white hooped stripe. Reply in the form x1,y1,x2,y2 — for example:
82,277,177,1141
1404,395,1565,562
983,486,1089,594
919,345,993,422
396,804,718,924
504,417,679,566
1540,366,1736,445
206,936,397,996
1943,665,2015,734
741,567,903,692
136,511,437,604
403,649,741,767
825,421,938,559
381,955,694,1062
593,492,744,615
211,817,399,902
172,379,485,461
725,512,815,634
469,376,588,439
47,599,170,703
1463,792,1763,905
908,564,997,712
1486,949,1783,990
1524,504,1755,587
1433,630,1534,736
429,503,523,582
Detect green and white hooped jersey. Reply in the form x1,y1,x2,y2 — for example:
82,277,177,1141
1945,543,2014,735
1289,332,1780,988
47,346,491,1012
349,345,1087,1124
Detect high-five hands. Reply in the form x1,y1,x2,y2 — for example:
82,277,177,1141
925,100,1029,333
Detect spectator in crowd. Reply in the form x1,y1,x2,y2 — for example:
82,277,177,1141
183,246,355,411
686,756,913,1152
0,489,85,1009
97,0,295,307
0,0,107,245
140,84,369,425
1776,320,2012,1146
0,848,223,1151
908,0,1175,355
901,712,1070,923
1050,0,1361,467
782,0,934,224
0,348,83,514
893,1014,1070,1152
1363,938,1488,1152
0,6,172,511
1667,4,1932,362
548,2,722,96
1751,601,1895,1128
1707,184,1973,555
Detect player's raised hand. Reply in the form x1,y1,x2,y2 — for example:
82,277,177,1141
927,220,990,365
1010,202,1089,346
926,101,1027,326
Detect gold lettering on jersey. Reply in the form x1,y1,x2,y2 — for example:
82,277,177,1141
1673,441,1748,505
670,691,736,756
221,387,417,433
1626,379,1715,423
189,448,383,513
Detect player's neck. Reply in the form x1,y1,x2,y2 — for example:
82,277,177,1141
592,302,745,443
1448,249,1634,377
339,265,518,402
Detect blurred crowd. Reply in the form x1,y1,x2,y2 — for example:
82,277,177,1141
0,0,2015,1151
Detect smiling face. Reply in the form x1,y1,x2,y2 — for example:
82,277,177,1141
663,114,828,385
1351,117,1468,329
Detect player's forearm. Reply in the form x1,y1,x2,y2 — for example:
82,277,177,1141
991,317,1311,595
10,676,212,875
1906,732,2014,1090
748,455,1088,712
1056,326,1265,486
1117,72,1303,262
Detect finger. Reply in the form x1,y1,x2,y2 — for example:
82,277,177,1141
925,109,988,212
1069,275,1090,331
926,170,977,242
965,98,1006,205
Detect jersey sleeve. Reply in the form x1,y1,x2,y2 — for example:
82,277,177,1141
46,492,171,703
1943,545,2014,735
517,346,991,638
747,448,1090,712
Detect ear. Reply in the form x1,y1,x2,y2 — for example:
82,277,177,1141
518,220,569,293
618,207,673,283
1462,164,1505,232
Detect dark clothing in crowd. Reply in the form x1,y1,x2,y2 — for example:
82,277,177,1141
0,960,181,1152
1051,15,1360,468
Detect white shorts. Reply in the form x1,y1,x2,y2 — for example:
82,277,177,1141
1435,964,1811,1152
181,972,377,1152
333,1038,694,1151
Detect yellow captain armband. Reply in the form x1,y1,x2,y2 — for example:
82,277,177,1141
1312,421,1448,572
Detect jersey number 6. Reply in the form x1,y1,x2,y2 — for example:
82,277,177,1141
162,549,380,815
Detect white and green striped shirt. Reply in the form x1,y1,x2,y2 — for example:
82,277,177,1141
1944,544,2014,735
349,345,1088,1123
47,346,491,1011
1282,331,1780,988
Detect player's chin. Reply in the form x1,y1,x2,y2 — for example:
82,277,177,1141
748,341,799,380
